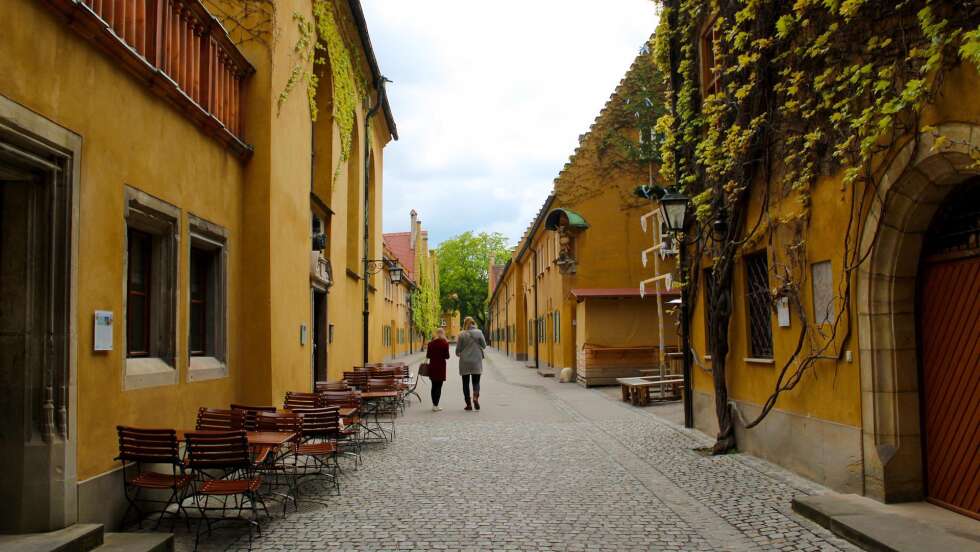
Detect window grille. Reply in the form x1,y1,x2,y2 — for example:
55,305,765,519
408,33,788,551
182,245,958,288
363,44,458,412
745,251,773,358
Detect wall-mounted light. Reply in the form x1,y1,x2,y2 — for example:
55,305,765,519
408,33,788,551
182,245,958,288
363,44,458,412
658,189,690,233
389,264,403,284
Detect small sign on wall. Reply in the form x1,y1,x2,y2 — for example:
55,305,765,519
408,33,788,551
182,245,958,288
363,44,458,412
94,310,113,351
777,297,791,328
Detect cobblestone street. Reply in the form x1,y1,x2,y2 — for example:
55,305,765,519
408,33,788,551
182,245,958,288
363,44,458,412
174,349,859,552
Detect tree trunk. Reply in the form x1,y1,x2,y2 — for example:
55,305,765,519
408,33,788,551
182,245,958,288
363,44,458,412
708,253,738,454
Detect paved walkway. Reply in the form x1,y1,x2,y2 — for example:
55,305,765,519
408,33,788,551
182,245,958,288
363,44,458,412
173,348,858,551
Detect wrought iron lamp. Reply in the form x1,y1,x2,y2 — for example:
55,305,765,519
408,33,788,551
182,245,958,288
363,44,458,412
658,188,690,233
365,259,403,283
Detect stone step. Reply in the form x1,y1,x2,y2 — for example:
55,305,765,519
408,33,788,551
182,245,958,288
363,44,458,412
96,533,173,552
793,494,980,552
0,523,103,552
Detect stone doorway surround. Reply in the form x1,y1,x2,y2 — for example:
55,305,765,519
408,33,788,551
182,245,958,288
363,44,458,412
0,94,80,532
857,122,979,504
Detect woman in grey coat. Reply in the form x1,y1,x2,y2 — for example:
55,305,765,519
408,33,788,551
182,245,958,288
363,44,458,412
455,316,487,411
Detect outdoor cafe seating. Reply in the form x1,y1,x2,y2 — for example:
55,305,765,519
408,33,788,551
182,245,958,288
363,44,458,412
113,369,418,549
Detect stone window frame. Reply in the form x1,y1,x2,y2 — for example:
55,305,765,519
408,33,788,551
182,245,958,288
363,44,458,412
186,213,229,383
123,186,179,391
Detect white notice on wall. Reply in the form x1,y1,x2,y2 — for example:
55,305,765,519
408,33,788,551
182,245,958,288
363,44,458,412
777,297,791,328
94,310,113,351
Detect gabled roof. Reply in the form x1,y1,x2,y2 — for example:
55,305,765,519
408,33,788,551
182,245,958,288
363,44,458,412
383,232,415,279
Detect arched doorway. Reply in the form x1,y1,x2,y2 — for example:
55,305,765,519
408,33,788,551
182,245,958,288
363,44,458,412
857,123,980,506
917,182,980,519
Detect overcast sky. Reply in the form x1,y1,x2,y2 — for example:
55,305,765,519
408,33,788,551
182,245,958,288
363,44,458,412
364,0,659,247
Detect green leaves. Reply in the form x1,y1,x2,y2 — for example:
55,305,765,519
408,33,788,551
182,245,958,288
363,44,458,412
776,15,796,38
959,28,980,65
436,232,511,329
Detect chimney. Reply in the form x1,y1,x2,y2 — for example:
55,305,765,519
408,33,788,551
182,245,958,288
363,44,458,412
410,210,418,250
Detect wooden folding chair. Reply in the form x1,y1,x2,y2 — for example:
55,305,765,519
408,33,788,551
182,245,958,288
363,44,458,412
115,426,192,530
184,430,265,551
196,408,245,431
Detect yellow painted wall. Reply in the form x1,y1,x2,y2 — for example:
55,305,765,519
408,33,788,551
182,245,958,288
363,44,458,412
688,174,863,428
687,48,980,431
504,157,675,372
489,259,526,359
0,0,392,486
441,311,461,342
1,0,245,481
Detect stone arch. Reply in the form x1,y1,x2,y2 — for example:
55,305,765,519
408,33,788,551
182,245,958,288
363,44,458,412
857,122,980,502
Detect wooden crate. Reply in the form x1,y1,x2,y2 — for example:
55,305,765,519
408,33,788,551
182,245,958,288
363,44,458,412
576,345,664,387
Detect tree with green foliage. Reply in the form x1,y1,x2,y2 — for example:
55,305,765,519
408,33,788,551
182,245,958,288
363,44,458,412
436,232,511,330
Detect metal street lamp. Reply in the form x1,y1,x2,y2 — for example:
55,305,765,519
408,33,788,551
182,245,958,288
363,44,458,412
389,264,403,284
658,189,689,233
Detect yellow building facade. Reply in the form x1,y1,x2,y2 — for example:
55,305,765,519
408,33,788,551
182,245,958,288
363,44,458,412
0,0,395,532
669,7,980,516
383,209,440,354
441,311,462,342
488,52,680,382
684,67,980,507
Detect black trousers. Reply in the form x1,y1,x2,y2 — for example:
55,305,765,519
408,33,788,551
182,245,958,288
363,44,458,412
462,374,481,400
430,380,444,406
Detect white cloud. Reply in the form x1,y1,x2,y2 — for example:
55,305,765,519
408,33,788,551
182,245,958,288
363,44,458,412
365,0,659,246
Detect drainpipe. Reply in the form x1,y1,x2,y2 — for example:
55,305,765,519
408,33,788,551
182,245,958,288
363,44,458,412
533,250,540,370
362,77,388,367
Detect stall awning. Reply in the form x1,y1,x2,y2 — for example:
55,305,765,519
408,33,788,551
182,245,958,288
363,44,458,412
545,208,590,230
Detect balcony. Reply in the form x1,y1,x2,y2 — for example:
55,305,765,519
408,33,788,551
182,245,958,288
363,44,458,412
44,0,254,159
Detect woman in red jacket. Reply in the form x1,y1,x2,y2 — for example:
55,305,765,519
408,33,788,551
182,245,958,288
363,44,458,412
425,328,451,412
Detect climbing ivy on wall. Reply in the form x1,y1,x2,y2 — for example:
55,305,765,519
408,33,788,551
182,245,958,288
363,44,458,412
279,0,368,165
652,0,980,453
411,250,441,340
211,0,368,166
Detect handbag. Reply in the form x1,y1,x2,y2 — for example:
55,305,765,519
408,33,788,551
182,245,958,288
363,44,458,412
419,363,430,377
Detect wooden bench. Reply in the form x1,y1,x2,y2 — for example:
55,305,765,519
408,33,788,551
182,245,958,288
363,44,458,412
616,376,684,406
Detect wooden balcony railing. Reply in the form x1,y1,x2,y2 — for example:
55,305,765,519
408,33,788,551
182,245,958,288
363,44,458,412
44,0,254,159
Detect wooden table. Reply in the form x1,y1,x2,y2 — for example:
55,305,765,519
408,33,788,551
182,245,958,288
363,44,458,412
357,391,399,443
616,377,684,406
338,407,357,418
176,430,297,447
360,391,399,399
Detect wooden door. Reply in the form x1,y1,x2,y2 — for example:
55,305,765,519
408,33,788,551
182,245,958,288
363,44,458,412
919,254,980,519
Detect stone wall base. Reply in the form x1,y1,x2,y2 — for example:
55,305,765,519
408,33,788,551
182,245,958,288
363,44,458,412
693,391,863,494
